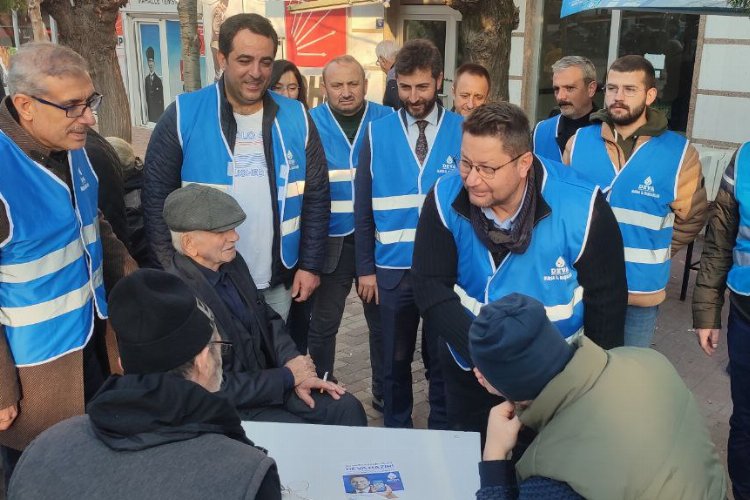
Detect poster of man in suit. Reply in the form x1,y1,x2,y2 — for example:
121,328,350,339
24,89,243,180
144,45,164,122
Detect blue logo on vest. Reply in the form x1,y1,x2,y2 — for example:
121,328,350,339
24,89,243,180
544,256,573,282
437,155,457,175
78,167,90,191
632,176,659,199
286,150,299,170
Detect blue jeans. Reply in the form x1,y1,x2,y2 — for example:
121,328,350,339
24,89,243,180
623,305,659,347
728,304,750,500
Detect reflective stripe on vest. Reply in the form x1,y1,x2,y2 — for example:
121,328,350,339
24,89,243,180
310,101,393,236
177,84,308,269
533,115,562,162
570,124,686,293
728,142,750,294
370,108,463,269
434,159,594,368
0,133,107,366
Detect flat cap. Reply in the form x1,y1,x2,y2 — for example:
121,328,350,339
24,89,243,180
163,184,246,232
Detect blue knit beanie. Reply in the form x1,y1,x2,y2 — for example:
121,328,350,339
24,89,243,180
469,293,575,401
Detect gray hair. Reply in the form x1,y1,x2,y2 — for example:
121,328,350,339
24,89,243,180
551,56,597,84
8,42,90,96
322,55,366,82
170,230,185,255
375,40,399,61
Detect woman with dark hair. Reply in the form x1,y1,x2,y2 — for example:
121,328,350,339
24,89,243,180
270,59,308,107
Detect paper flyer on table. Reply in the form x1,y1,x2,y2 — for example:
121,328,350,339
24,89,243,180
342,462,406,499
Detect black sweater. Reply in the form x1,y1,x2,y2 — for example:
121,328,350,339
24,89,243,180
412,161,627,361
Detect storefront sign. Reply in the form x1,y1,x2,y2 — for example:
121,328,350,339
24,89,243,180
123,0,178,13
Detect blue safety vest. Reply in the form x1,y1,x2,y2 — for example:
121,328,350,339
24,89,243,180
570,124,687,293
310,101,393,236
369,108,463,269
728,142,750,294
176,83,308,269
0,132,107,366
434,159,595,367
533,114,562,162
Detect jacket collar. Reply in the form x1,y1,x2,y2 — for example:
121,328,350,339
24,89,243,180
217,77,279,122
0,96,56,164
519,337,607,432
451,156,552,225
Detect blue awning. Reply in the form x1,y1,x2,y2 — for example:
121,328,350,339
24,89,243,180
561,1,746,17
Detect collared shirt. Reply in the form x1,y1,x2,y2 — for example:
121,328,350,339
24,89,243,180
403,103,441,159
481,181,529,231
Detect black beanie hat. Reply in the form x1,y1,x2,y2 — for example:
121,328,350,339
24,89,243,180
469,293,574,401
109,269,215,374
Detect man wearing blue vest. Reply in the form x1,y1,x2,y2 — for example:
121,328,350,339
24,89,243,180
693,142,750,500
308,56,393,411
412,102,626,436
355,39,462,429
532,56,598,162
565,55,706,347
0,42,133,483
143,14,329,322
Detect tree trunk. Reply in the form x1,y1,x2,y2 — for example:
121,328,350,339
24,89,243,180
178,0,201,93
27,0,48,41
447,0,519,102
43,0,131,142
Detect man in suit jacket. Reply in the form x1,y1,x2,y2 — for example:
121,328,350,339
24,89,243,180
164,184,367,426
144,46,164,122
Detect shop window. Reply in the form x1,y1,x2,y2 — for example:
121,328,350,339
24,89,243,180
536,0,610,122
618,12,699,132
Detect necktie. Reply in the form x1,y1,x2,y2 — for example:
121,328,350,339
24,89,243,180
415,119,429,165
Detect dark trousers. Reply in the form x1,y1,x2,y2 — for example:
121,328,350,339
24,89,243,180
379,270,447,429
1,445,21,494
728,304,750,500
240,391,367,427
440,341,503,443
287,299,311,354
308,238,383,397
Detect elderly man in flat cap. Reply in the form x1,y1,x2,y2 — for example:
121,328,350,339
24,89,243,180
9,270,281,499
470,294,726,500
164,184,367,426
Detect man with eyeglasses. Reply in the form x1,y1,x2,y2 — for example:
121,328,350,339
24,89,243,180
164,184,367,426
355,39,463,430
0,42,135,483
564,55,707,348
144,14,330,324
9,269,284,499
412,102,626,437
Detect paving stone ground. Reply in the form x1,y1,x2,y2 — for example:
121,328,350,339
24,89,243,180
0,128,734,498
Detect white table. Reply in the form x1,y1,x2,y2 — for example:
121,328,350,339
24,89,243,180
242,421,481,499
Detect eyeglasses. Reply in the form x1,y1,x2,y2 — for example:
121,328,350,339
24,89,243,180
604,84,643,98
459,152,527,180
209,340,233,356
272,84,299,93
31,92,103,118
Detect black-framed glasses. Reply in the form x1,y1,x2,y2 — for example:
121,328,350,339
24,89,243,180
31,92,103,118
209,340,233,356
459,152,528,180
272,83,300,93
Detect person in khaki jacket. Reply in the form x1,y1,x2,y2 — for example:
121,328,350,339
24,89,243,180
563,55,706,348
692,142,750,500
